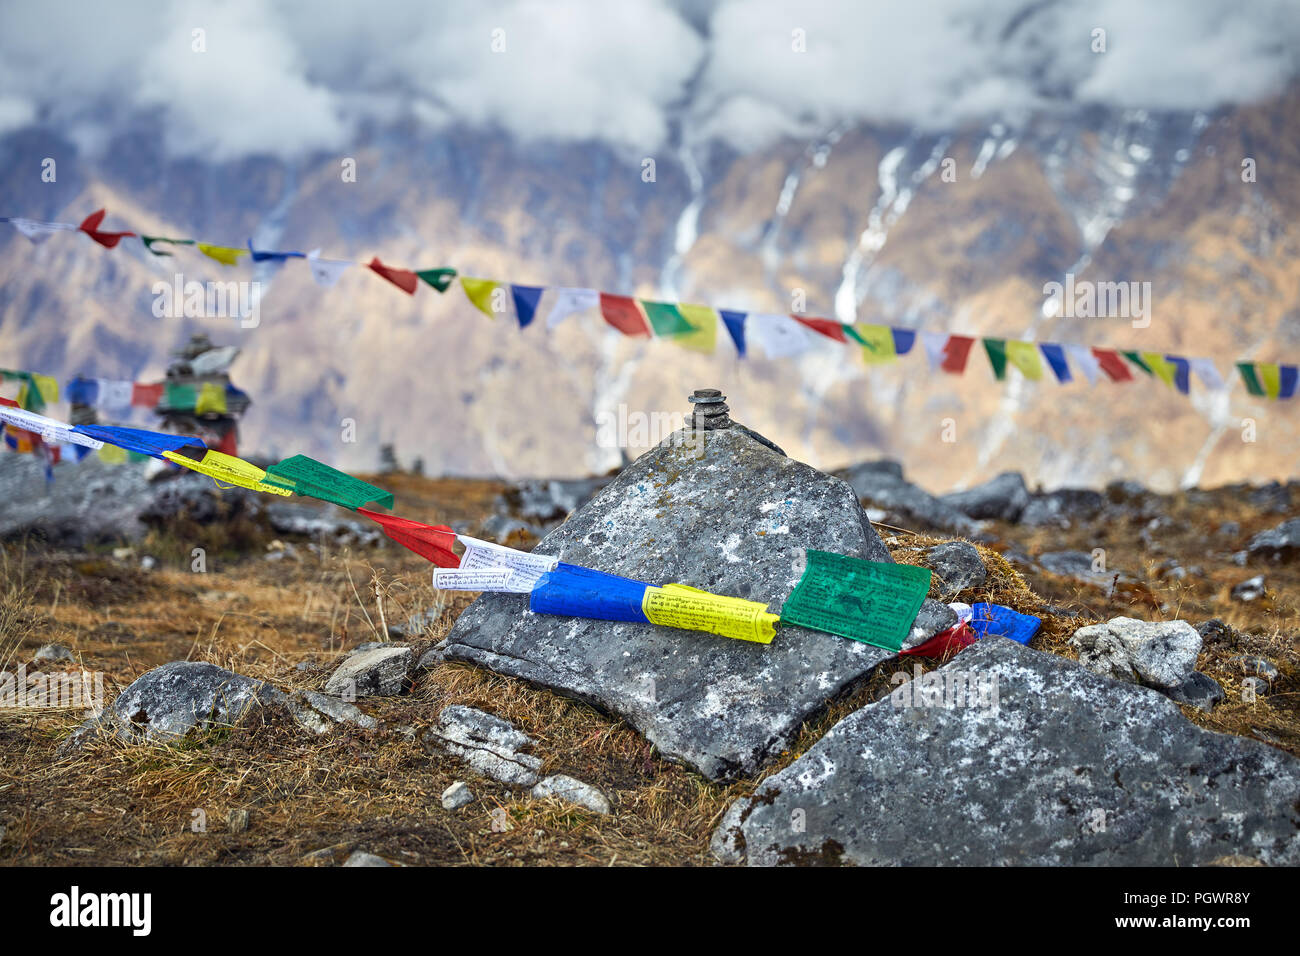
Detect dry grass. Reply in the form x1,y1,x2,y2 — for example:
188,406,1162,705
1,475,1297,866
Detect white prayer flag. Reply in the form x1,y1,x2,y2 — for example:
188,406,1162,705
9,218,65,244
307,249,351,287
546,288,599,329
0,407,103,449
1063,344,1101,386
1188,358,1226,391
747,314,818,359
920,331,949,371
433,568,515,591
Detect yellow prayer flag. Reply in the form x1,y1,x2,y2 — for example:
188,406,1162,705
32,374,59,404
198,243,247,266
98,444,128,465
854,324,896,364
162,449,292,496
460,277,501,319
1258,362,1282,398
1006,341,1044,381
1140,352,1178,388
642,583,778,644
673,304,719,353
195,382,228,415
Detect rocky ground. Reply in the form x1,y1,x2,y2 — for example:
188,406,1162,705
0,440,1297,867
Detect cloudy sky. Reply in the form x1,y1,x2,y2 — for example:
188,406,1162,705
1,0,1297,160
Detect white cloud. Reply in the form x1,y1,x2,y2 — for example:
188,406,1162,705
135,0,348,160
0,0,1296,159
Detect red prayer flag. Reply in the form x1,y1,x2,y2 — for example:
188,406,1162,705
1091,347,1135,382
131,382,164,408
358,508,459,567
598,293,651,337
78,209,136,249
940,335,976,373
900,621,977,658
792,315,847,343
368,257,420,295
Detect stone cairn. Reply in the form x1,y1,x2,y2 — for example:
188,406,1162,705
687,388,732,430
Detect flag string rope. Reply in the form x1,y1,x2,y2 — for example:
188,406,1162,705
2,210,1295,400
2,382,1043,654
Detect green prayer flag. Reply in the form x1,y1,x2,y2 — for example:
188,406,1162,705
780,550,932,652
1121,351,1153,375
142,236,196,256
639,300,695,337
416,268,457,293
265,455,395,510
164,382,197,409
983,338,1008,380
1236,362,1266,397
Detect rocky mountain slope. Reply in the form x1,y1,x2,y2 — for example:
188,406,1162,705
1,85,1297,490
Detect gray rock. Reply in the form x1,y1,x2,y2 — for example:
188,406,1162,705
441,426,898,781
264,501,381,547
67,661,283,747
1247,518,1300,560
1196,618,1240,648
502,477,611,523
478,513,540,544
0,454,238,546
531,774,612,814
1228,655,1280,683
713,639,1300,866
1019,488,1105,528
424,705,542,786
924,542,987,595
342,851,392,867
1069,617,1202,691
902,599,959,651
1037,550,1118,584
940,472,1030,522
323,646,411,698
1166,672,1225,712
287,690,379,734
1231,575,1267,601
1248,482,1291,513
441,781,474,810
32,643,75,663
836,460,982,536
416,646,444,669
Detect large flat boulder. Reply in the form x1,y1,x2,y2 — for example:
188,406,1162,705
713,638,1300,865
440,426,895,781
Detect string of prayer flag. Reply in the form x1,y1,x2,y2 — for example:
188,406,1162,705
5,208,1296,403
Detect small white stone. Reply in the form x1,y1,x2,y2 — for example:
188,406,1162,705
441,781,474,810
531,774,611,815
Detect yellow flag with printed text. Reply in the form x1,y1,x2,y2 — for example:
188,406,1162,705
162,449,292,496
